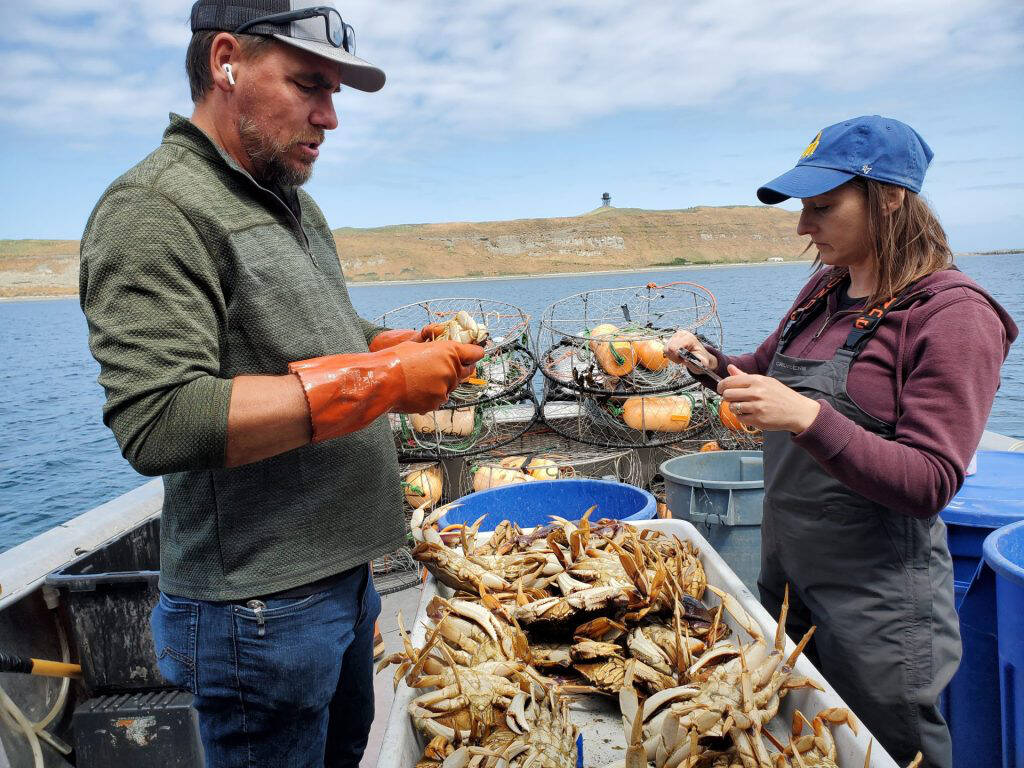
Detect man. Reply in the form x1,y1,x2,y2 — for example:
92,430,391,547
79,2,484,766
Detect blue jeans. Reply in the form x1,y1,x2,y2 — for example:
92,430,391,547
151,565,381,768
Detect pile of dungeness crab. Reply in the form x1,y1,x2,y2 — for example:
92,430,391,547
379,505,921,768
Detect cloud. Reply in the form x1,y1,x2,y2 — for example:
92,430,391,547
1,0,1022,157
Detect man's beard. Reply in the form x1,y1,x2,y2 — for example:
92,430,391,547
238,114,324,189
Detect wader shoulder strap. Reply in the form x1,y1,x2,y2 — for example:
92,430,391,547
842,296,899,354
778,271,847,351
843,275,928,354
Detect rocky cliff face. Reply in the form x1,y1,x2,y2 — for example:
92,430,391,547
0,240,81,298
331,206,805,281
0,205,805,297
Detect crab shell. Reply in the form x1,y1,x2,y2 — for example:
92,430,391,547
412,540,512,594
442,688,578,768
435,310,489,346
407,662,528,742
424,596,532,666
512,584,633,633
574,655,676,696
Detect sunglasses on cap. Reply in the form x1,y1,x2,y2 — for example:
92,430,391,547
234,6,355,54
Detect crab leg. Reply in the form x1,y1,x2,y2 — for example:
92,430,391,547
708,585,765,644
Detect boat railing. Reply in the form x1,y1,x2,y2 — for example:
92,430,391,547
0,479,163,612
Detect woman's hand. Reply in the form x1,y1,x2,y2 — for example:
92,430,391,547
718,364,821,434
665,330,718,374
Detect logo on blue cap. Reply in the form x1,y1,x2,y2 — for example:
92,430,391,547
800,131,822,159
757,116,934,205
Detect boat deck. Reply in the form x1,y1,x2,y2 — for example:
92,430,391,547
362,583,425,768
1,429,1019,766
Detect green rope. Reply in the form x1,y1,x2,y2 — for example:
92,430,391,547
608,341,626,366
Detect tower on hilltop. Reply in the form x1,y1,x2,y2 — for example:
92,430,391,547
601,192,611,207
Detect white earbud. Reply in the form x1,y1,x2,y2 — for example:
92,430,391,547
222,63,236,86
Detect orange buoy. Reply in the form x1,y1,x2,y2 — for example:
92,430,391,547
622,396,693,432
718,399,760,434
472,464,534,492
403,464,443,508
589,323,636,377
633,337,669,372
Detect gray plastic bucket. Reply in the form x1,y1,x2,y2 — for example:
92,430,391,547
660,450,764,593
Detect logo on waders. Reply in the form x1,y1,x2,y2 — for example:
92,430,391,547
773,361,803,371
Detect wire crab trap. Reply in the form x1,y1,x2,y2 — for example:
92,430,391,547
455,344,536,407
371,547,421,595
541,382,716,449
371,461,451,596
375,297,534,407
391,388,540,460
653,393,764,454
703,393,765,451
457,426,644,495
536,282,723,397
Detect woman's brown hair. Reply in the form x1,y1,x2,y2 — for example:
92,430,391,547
814,177,954,308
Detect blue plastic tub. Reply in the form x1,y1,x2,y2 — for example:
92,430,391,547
437,478,656,531
984,520,1024,768
938,451,1024,768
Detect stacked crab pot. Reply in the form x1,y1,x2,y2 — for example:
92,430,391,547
535,284,735,452
375,298,539,467
376,297,541,553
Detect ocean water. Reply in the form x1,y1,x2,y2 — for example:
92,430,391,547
1,254,1021,552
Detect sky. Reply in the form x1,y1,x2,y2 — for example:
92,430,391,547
1,1,1022,252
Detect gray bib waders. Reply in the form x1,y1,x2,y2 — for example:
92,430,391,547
759,293,961,768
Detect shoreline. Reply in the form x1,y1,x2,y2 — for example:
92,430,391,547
0,258,814,301
346,257,815,288
0,294,73,303
0,250,1017,301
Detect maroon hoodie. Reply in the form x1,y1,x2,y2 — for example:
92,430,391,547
707,267,1018,518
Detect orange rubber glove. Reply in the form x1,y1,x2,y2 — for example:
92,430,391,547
288,341,486,443
368,323,449,352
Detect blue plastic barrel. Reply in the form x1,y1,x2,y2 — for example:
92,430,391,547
984,520,1024,768
437,478,656,531
939,451,1024,768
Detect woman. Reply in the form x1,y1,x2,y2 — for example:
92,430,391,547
667,116,1017,768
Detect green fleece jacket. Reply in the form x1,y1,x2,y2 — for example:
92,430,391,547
80,113,405,601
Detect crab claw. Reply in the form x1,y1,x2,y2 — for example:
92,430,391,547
409,502,430,542
575,616,626,642
413,502,462,545
785,625,817,668
440,746,471,768
708,584,765,644
775,584,790,652
817,706,859,735
621,688,647,768
506,691,530,734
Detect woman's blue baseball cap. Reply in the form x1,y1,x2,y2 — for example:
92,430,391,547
756,116,934,204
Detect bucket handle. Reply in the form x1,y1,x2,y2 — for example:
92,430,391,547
692,486,726,530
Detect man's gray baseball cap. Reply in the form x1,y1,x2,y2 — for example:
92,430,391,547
190,0,385,92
